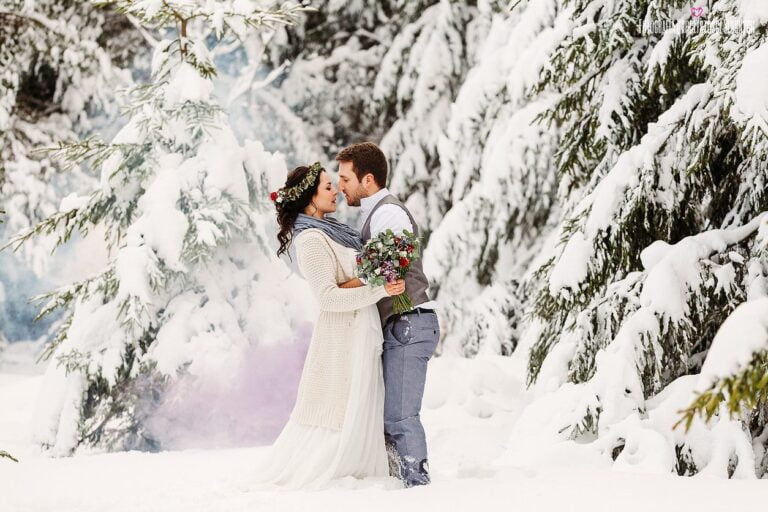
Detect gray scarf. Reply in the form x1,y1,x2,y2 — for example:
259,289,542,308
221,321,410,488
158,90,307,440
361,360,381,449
293,213,363,251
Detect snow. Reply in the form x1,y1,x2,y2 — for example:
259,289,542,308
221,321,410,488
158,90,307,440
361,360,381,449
592,375,758,479
645,19,683,85
243,139,289,196
549,83,715,295
58,193,90,212
697,297,768,390
151,290,247,380
548,231,591,295
739,0,768,25
640,213,766,322
597,58,633,139
732,42,768,126
526,211,768,480
199,127,249,204
164,63,215,104
640,239,671,271
713,262,737,295
126,153,189,273
136,0,163,19
112,117,143,144
3,350,768,511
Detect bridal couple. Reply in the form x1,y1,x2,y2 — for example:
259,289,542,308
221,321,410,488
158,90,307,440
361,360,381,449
255,142,440,490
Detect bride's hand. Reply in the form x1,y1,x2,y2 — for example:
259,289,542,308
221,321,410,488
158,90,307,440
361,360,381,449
384,279,405,296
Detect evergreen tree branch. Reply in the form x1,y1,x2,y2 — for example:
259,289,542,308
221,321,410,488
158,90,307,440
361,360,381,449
0,449,19,462
32,136,151,171
675,351,768,433
0,190,113,256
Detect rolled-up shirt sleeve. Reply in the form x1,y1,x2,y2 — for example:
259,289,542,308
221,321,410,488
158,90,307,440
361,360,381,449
369,204,413,238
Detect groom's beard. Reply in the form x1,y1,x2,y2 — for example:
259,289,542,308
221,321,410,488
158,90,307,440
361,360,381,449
345,189,363,207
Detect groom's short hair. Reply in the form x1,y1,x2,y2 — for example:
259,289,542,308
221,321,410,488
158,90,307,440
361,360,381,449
335,142,388,188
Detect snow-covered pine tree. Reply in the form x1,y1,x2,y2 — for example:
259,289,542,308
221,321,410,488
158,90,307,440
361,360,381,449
677,296,768,433
0,0,137,275
222,0,419,165
2,0,306,455
423,0,571,357
513,0,768,476
676,220,768,475
372,0,483,232
223,0,484,237
241,0,473,168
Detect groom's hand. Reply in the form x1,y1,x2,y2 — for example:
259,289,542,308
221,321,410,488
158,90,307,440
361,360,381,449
384,279,405,296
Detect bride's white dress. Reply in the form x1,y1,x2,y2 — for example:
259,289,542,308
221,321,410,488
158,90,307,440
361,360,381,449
253,241,389,490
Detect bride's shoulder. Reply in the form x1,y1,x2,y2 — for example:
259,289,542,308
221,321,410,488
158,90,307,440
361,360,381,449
295,228,325,242
294,229,331,251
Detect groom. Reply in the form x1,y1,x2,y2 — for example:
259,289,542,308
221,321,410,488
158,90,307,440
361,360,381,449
336,142,440,488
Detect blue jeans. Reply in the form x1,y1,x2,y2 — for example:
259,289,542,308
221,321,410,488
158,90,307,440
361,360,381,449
382,310,440,470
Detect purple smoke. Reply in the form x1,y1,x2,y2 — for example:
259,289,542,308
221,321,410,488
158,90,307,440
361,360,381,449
143,322,313,450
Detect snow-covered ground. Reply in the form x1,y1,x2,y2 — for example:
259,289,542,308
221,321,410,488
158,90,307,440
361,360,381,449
1,343,766,511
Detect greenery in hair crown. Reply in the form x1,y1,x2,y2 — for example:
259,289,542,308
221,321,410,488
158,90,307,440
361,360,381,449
270,162,323,205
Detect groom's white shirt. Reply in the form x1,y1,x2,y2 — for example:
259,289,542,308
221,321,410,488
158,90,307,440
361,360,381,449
359,188,437,310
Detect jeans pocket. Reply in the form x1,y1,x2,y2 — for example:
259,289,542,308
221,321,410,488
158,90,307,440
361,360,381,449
413,326,439,348
415,315,439,335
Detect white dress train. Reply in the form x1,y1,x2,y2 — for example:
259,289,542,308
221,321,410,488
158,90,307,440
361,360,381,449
253,240,389,490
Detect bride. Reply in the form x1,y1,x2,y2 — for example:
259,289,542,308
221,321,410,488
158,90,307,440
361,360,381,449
254,162,405,489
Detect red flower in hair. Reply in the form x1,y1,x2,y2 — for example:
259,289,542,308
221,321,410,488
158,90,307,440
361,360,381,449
270,191,278,202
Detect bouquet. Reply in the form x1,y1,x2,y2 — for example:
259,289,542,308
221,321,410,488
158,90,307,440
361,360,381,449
355,229,422,315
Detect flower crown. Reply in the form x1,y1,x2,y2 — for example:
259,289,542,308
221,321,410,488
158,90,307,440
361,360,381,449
270,162,323,205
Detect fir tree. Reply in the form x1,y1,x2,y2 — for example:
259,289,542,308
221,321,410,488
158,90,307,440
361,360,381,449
1,0,307,454
515,0,768,476
242,0,442,164
372,0,482,233
676,242,768,474
0,0,139,275
424,0,568,357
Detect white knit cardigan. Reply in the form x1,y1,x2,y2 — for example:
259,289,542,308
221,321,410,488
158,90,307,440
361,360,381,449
290,228,388,430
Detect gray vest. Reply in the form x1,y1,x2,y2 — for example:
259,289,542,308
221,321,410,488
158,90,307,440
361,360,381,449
360,195,431,327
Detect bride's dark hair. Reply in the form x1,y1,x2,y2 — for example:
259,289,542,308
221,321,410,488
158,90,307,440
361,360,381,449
275,165,323,257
